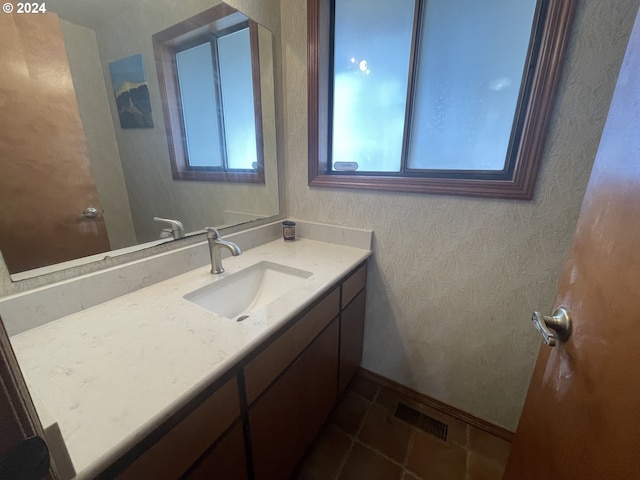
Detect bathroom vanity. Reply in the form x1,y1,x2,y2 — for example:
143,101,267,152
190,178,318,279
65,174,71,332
114,261,366,480
5,222,371,479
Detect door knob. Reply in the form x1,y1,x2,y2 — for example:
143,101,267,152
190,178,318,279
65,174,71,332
531,308,571,346
82,207,99,219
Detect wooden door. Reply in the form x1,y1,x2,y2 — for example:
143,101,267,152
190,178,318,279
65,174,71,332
0,12,110,274
0,318,57,479
504,5,640,479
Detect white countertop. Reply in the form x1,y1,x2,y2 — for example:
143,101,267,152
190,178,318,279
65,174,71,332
10,238,371,478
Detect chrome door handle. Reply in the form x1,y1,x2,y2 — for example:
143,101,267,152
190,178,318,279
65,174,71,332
531,308,571,346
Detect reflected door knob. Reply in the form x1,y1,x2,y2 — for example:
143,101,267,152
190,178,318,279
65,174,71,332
531,308,572,346
82,207,99,219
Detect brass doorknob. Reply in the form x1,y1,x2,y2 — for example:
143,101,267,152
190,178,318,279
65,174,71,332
531,308,571,347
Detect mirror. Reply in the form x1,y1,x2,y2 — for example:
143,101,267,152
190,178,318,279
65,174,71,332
0,0,280,279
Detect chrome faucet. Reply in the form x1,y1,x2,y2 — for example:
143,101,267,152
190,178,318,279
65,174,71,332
154,217,185,240
206,227,242,274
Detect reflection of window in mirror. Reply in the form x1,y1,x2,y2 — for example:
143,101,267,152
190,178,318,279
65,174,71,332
308,0,577,199
153,4,265,183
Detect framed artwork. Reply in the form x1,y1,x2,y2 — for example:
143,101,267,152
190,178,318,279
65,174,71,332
108,54,154,129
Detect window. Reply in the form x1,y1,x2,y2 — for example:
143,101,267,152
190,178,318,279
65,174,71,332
154,4,264,183
308,0,577,199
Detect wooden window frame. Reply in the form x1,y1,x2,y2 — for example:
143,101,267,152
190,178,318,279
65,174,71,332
308,0,577,199
153,4,265,184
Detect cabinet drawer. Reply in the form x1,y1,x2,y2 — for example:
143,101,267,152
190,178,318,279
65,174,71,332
342,263,367,309
117,377,240,480
244,287,340,404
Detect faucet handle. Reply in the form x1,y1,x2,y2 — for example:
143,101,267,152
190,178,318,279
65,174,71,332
205,227,221,239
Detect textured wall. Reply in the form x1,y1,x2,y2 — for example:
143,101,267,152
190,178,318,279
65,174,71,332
280,0,640,429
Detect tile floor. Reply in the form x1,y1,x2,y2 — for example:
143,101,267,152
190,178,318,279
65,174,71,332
294,374,511,480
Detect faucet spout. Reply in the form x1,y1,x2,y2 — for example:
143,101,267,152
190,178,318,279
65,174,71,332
153,217,185,239
206,227,242,274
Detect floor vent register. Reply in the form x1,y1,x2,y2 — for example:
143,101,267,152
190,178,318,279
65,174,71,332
393,402,449,442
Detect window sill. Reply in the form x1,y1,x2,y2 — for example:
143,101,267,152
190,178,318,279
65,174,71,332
308,172,538,200
172,169,265,184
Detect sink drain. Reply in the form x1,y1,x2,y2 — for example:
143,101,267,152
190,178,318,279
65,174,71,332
237,315,250,322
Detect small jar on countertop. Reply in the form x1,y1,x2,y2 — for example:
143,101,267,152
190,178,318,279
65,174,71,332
282,221,296,241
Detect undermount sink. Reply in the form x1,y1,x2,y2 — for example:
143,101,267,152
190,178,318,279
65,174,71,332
184,261,313,320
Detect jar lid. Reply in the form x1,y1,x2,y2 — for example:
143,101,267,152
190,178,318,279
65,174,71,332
282,221,296,226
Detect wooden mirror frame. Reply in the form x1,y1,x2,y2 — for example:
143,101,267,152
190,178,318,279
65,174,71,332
154,3,265,184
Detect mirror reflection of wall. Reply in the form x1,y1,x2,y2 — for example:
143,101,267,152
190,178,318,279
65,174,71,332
0,0,280,278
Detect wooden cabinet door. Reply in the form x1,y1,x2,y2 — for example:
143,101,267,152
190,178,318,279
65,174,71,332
250,350,306,480
250,318,340,480
183,422,247,480
244,289,339,404
116,378,240,480
338,290,366,394
303,318,339,445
